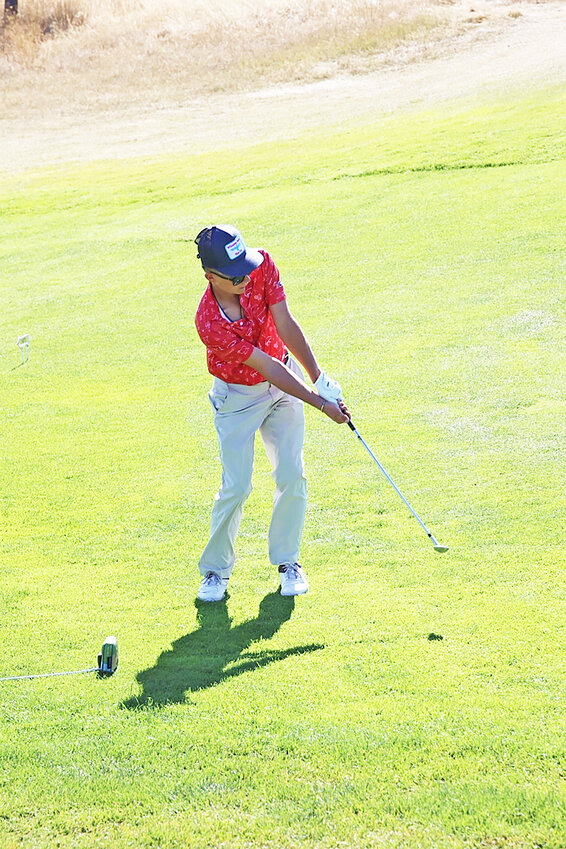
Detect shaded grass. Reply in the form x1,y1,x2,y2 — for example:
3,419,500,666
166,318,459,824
0,86,565,847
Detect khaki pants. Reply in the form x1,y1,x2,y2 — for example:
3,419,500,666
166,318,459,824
198,359,307,578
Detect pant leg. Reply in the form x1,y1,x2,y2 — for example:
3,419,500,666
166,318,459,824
259,361,307,565
198,380,272,579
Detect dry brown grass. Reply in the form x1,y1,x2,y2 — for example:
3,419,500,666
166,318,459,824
0,0,455,116
1,0,84,61
0,0,553,119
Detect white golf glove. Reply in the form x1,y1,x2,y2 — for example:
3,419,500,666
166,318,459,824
314,370,343,402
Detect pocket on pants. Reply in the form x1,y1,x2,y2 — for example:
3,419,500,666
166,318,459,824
209,382,228,412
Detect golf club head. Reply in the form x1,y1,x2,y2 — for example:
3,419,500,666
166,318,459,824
97,636,119,677
433,545,449,553
16,334,30,365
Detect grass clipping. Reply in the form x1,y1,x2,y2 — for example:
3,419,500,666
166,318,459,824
1,0,447,102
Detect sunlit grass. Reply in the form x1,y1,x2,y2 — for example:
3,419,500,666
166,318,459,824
0,86,565,848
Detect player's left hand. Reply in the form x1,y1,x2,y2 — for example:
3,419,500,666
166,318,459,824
314,370,343,402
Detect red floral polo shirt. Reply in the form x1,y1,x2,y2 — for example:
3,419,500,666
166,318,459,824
195,249,287,385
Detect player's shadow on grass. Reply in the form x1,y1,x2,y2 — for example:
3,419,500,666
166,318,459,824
121,590,323,708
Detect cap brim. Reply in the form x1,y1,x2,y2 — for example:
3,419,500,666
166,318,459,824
216,248,264,277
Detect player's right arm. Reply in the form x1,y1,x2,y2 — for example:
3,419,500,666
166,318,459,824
244,348,349,424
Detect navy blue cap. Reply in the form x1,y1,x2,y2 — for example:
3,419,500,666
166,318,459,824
194,225,264,277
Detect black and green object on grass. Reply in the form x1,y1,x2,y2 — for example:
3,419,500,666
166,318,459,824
0,636,119,682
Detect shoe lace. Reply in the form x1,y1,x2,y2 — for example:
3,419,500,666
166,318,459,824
203,571,222,586
282,563,301,579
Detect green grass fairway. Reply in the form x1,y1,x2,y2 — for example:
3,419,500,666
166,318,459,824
1,86,565,848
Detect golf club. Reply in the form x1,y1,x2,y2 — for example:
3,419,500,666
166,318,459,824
347,420,449,553
0,636,119,682
16,334,30,365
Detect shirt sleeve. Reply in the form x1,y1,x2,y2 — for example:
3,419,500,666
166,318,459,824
260,250,287,306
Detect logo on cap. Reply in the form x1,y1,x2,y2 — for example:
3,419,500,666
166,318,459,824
225,235,245,261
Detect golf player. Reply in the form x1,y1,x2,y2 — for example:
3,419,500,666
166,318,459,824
194,225,350,602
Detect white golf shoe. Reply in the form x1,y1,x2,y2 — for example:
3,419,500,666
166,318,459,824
197,571,229,602
278,563,309,596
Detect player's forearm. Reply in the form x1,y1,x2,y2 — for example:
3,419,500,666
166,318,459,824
277,317,321,384
257,357,324,410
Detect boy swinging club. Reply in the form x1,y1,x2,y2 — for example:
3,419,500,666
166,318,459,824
194,225,350,602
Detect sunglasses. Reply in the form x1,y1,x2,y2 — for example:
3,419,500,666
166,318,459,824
211,270,248,287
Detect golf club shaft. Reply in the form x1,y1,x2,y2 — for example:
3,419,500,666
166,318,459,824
347,420,443,548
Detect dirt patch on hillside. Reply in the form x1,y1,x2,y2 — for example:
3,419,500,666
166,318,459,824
1,0,565,173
